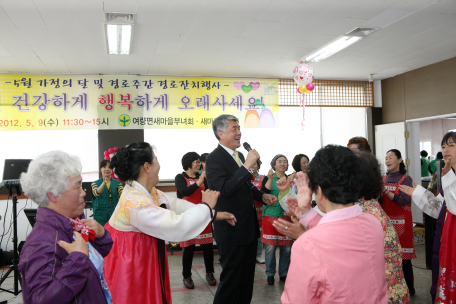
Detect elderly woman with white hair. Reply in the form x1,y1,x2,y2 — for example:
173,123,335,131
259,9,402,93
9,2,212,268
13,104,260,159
18,150,113,304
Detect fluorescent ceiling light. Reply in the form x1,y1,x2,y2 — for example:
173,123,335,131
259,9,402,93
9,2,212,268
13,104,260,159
305,36,362,62
106,24,132,55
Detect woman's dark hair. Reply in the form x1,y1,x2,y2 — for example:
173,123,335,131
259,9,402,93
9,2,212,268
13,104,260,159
437,152,443,159
292,154,309,172
347,137,372,153
110,142,154,181
306,145,364,205
386,149,407,174
182,152,200,170
200,153,209,163
99,160,111,169
420,150,428,157
355,152,383,200
441,131,456,147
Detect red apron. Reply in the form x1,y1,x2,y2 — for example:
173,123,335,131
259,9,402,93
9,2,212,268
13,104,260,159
435,209,456,303
252,175,264,230
179,174,213,247
382,174,416,260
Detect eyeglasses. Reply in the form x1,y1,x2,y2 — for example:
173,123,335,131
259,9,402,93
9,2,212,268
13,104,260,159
193,160,201,164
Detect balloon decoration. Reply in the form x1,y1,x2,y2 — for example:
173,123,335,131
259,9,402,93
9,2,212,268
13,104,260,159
293,62,315,129
103,147,120,180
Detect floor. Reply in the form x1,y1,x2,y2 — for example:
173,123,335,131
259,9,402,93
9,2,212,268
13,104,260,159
0,243,433,304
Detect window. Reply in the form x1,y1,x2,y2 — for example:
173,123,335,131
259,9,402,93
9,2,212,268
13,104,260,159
279,79,373,107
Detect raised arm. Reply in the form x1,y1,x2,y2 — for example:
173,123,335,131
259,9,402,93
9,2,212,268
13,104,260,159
400,181,443,219
125,189,219,242
205,153,253,198
262,169,274,192
175,173,203,198
394,176,413,206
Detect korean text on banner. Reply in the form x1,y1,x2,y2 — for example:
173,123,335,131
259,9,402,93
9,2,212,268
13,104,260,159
0,75,279,130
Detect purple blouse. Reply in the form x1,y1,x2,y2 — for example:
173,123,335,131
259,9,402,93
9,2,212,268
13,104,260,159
385,171,413,206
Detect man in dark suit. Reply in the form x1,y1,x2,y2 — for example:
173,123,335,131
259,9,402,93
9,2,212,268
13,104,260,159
206,114,277,304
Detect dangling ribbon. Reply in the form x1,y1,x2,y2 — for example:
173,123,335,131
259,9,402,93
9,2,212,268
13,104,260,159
301,93,306,130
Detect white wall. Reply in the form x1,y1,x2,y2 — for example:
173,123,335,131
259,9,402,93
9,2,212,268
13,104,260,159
321,107,367,147
144,107,322,179
374,80,382,107
0,130,98,251
0,130,98,176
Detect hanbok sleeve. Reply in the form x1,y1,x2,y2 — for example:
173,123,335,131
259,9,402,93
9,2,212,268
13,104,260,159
411,184,444,219
300,209,322,230
126,190,214,242
158,190,215,216
442,170,456,215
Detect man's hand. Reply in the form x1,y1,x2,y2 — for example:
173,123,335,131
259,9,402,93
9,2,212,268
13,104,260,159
295,172,313,214
262,193,277,206
442,156,452,176
216,212,237,226
276,176,289,194
202,189,221,209
244,149,260,169
81,218,105,238
272,217,305,240
58,231,89,256
398,181,418,196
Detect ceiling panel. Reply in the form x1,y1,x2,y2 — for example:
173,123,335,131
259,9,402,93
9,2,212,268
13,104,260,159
1,0,46,29
0,0,454,80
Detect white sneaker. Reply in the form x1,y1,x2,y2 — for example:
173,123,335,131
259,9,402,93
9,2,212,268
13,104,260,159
256,256,265,264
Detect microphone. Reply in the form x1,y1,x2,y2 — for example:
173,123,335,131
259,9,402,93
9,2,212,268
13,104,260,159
243,142,262,166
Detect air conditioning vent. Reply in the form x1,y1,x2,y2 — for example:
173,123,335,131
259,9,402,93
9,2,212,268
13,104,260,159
105,13,135,25
345,27,379,37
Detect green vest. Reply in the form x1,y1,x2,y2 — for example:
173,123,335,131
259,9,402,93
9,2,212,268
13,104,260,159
262,173,286,218
92,178,121,226
429,158,442,175
421,157,430,177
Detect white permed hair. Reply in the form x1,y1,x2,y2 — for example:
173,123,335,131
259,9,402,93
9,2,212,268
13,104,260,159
20,150,82,207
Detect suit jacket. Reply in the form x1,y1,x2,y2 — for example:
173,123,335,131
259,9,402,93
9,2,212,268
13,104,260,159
206,144,265,245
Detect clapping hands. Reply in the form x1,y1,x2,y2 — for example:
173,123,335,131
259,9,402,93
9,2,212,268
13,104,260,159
294,171,313,215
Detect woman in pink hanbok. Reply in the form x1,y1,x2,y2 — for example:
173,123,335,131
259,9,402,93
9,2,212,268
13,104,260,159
280,145,388,304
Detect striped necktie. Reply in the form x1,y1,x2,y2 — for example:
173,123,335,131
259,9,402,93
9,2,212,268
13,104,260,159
233,151,242,167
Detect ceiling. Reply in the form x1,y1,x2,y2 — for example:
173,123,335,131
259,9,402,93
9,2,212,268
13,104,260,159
0,0,455,81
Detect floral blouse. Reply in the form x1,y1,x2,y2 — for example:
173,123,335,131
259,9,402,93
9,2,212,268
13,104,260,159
359,199,410,304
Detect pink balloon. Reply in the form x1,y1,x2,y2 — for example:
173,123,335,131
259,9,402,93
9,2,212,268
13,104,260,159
297,88,303,94
292,62,314,86
306,83,314,91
